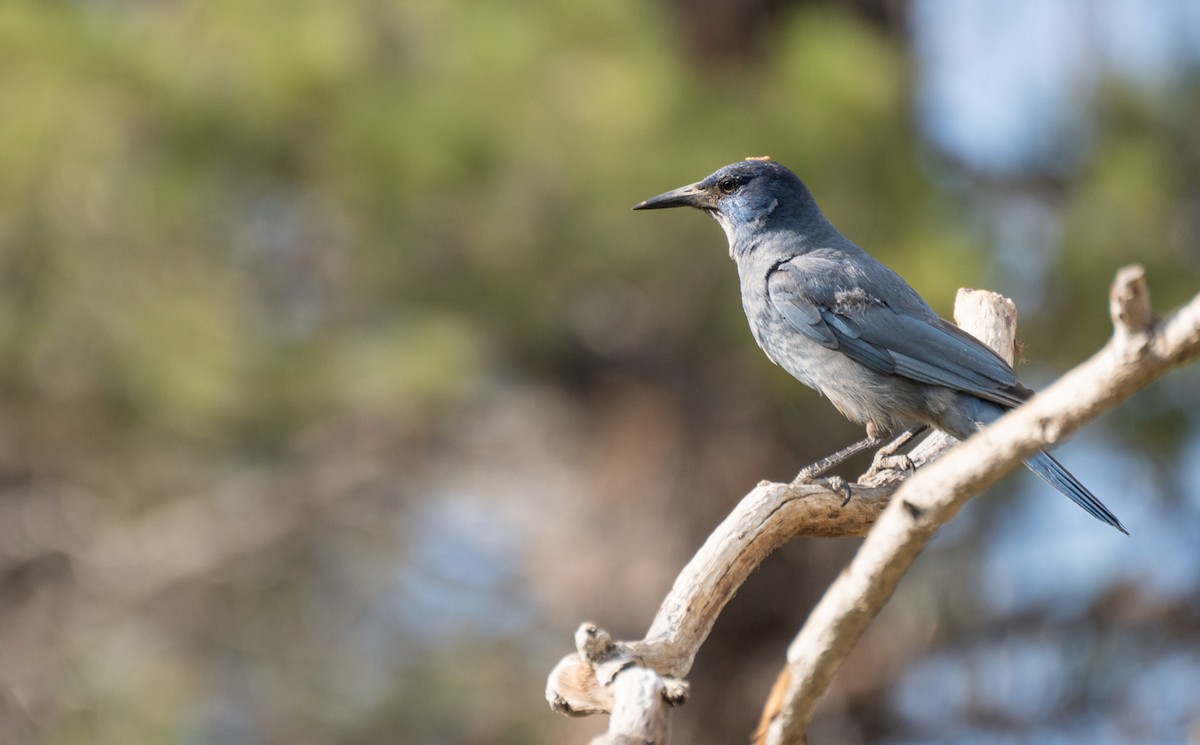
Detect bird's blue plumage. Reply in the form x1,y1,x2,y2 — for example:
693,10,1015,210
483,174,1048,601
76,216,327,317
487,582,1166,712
634,159,1126,533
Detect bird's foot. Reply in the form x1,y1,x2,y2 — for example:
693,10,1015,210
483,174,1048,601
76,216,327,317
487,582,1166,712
820,476,853,506
864,452,914,482
861,424,926,482
873,451,914,472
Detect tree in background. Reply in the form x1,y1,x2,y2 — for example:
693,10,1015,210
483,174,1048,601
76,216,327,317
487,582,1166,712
0,1,1197,743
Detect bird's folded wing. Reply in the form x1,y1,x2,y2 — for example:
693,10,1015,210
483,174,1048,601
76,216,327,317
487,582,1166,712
767,259,1026,408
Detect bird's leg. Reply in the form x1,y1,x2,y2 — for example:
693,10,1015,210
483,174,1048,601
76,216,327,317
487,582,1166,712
792,434,886,483
867,424,929,475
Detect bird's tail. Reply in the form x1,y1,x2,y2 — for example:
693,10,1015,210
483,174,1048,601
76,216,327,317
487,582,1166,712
944,395,1127,533
1023,450,1128,534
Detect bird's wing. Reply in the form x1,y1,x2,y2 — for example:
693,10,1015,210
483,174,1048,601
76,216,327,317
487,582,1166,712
767,257,1027,408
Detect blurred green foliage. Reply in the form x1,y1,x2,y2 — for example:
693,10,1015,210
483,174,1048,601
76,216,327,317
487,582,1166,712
2,1,1198,744
0,0,989,445
2,0,1196,445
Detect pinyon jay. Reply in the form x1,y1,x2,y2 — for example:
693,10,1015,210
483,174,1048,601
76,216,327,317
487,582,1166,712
634,158,1126,533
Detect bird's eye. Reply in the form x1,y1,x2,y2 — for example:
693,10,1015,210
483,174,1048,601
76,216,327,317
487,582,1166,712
717,176,738,194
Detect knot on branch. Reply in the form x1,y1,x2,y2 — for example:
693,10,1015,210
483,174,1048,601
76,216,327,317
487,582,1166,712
1037,415,1064,444
547,623,689,717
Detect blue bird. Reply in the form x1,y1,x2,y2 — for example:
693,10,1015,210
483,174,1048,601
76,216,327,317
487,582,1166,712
634,158,1126,533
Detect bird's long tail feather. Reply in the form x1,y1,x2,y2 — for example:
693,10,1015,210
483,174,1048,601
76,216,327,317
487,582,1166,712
1024,451,1128,534
942,397,1126,533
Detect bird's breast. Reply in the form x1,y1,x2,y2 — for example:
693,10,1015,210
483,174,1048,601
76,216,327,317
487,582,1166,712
741,283,933,433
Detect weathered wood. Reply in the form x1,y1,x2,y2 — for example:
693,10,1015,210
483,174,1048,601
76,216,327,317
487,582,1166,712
761,267,1200,744
546,267,1200,745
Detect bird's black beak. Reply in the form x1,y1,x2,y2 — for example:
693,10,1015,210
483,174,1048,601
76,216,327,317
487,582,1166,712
632,181,714,211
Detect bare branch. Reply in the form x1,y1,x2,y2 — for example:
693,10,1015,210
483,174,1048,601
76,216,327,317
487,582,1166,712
587,668,682,745
546,268,1200,745
546,288,1015,723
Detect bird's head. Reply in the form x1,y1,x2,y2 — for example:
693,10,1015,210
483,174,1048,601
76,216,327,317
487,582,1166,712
633,159,820,250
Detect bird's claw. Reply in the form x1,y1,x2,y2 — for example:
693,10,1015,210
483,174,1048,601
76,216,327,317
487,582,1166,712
821,476,853,506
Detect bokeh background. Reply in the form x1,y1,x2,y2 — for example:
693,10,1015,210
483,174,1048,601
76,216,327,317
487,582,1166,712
2,0,1199,743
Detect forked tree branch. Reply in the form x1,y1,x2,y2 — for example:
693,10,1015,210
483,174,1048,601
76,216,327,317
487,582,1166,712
547,266,1200,745
758,266,1199,743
